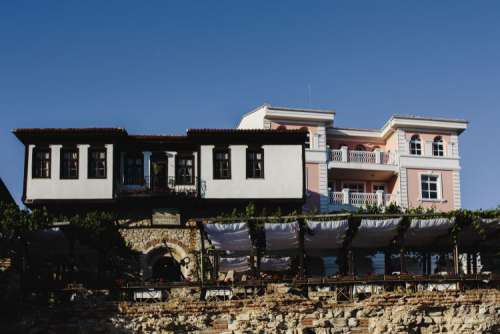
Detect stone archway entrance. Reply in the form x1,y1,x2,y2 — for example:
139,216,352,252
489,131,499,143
151,257,182,281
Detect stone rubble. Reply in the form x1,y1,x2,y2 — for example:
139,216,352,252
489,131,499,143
3,289,499,334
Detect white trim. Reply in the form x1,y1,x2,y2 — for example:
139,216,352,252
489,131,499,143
418,172,443,201
399,155,461,170
452,170,462,209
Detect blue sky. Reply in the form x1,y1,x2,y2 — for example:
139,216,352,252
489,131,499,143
1,1,499,209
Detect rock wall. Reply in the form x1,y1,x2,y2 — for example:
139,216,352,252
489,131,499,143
7,289,499,334
118,217,201,281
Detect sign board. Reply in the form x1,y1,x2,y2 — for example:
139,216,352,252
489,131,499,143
152,209,180,226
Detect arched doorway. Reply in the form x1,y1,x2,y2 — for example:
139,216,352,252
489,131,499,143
152,256,182,281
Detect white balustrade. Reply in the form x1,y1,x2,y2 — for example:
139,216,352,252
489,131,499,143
329,147,395,165
329,190,393,208
330,149,343,162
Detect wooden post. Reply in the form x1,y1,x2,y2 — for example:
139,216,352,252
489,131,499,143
453,242,460,275
466,253,472,274
399,248,406,273
384,250,391,275
198,221,206,285
472,251,478,274
298,218,305,278
427,254,432,275
348,249,354,275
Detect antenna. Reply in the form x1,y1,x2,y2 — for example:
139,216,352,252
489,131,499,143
307,84,312,107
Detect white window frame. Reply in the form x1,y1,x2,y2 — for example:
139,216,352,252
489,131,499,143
341,181,366,193
419,173,442,201
432,137,445,157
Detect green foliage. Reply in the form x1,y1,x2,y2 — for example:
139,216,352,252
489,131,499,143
0,202,51,246
384,202,403,214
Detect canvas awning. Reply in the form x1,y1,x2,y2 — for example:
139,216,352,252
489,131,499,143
219,256,251,273
204,222,252,254
305,219,349,254
260,256,292,272
351,218,402,249
404,218,453,249
264,221,300,254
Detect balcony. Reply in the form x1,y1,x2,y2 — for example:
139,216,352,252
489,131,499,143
119,176,204,198
328,147,397,172
329,190,395,211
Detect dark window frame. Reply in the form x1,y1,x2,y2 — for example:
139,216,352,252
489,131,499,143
60,147,79,179
88,146,107,179
176,154,195,185
32,147,51,179
409,135,422,155
213,147,231,180
246,147,264,179
124,152,144,185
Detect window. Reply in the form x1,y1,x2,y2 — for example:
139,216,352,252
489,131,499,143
60,147,79,179
421,175,439,200
176,155,194,185
409,135,422,155
246,148,264,178
213,148,231,179
33,147,51,178
88,147,107,179
373,184,386,192
355,144,366,151
343,183,364,193
124,153,143,185
433,136,444,157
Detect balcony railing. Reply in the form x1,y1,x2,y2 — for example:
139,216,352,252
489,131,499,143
119,176,203,197
329,190,395,208
329,147,395,165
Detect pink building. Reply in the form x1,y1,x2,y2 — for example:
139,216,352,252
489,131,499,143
238,105,467,212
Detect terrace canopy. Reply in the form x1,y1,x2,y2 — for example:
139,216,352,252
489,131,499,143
458,218,500,250
351,218,402,249
404,218,454,250
304,219,349,255
264,221,300,255
260,256,292,272
204,222,252,255
219,256,251,273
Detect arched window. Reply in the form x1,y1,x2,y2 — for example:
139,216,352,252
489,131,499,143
355,144,366,151
372,146,380,152
433,136,444,156
409,135,422,155
276,125,287,131
338,143,347,149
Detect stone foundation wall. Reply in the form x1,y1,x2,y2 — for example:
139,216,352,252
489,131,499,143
119,217,201,280
7,289,499,334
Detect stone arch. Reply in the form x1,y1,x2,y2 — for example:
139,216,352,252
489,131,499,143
142,239,196,281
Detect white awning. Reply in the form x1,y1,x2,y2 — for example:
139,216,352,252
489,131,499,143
305,220,349,253
351,218,402,249
405,218,453,248
265,221,300,252
204,222,252,253
219,256,251,273
260,256,292,272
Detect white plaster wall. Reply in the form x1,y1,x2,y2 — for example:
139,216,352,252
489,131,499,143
26,144,114,200
200,145,303,199
237,107,266,129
